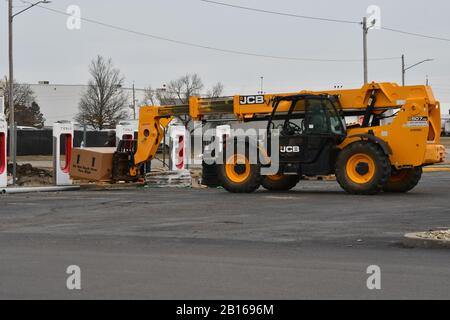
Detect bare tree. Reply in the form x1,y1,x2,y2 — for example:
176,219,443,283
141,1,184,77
142,86,159,106
76,56,129,130
143,74,204,127
141,76,225,128
166,73,204,105
206,82,224,98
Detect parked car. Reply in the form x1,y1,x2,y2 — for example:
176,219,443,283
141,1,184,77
442,115,450,136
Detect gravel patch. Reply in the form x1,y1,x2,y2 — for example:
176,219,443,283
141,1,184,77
416,230,450,241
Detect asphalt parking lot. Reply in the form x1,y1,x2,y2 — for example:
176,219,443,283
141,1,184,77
1,173,450,300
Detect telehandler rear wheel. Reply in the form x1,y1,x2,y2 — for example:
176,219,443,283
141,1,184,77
217,153,261,193
383,167,422,193
202,162,220,188
336,141,391,195
261,174,300,191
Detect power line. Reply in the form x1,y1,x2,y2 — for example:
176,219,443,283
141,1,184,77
29,2,398,63
381,27,450,43
200,0,450,43
199,0,360,25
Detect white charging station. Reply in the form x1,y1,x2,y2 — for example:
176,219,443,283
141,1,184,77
53,121,74,186
116,124,135,145
169,126,187,171
215,125,231,154
0,114,7,188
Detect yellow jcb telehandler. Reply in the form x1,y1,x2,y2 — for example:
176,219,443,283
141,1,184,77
91,82,446,195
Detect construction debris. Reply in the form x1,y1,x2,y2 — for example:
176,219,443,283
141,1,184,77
145,170,193,188
8,163,53,187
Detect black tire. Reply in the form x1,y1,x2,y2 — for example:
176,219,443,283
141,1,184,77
383,167,422,193
261,175,300,191
217,153,261,193
202,162,220,188
336,141,391,195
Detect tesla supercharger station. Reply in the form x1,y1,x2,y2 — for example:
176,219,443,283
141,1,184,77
53,122,74,186
215,125,231,154
116,124,135,146
0,114,7,188
169,126,187,171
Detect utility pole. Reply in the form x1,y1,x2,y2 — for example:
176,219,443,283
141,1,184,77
402,54,405,86
8,0,16,185
132,82,136,120
362,17,368,84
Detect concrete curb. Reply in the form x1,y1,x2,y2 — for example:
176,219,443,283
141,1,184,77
403,232,450,249
1,186,80,195
79,183,144,191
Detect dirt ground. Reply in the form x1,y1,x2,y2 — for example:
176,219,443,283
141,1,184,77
7,163,53,186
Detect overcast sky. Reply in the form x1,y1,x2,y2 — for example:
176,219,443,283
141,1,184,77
1,0,450,101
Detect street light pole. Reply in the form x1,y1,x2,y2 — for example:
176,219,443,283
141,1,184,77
8,0,15,185
362,17,369,84
402,54,405,86
132,82,136,120
401,55,434,86
258,76,264,95
7,0,51,186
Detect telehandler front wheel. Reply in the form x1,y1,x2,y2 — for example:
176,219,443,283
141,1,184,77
217,153,261,193
383,167,422,193
261,175,300,191
336,141,391,195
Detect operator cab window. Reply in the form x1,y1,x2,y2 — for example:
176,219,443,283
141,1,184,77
323,99,346,136
281,100,305,136
306,99,328,134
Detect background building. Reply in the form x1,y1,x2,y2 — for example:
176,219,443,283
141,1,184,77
28,82,147,127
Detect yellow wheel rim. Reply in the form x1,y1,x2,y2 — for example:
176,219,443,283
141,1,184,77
225,154,250,183
346,153,376,184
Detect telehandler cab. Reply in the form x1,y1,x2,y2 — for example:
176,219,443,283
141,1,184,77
87,82,446,195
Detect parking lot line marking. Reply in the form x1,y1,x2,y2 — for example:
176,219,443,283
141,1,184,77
423,168,450,173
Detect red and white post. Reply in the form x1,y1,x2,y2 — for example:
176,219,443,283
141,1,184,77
216,125,231,154
169,126,187,171
53,121,74,186
116,124,135,150
0,114,7,188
